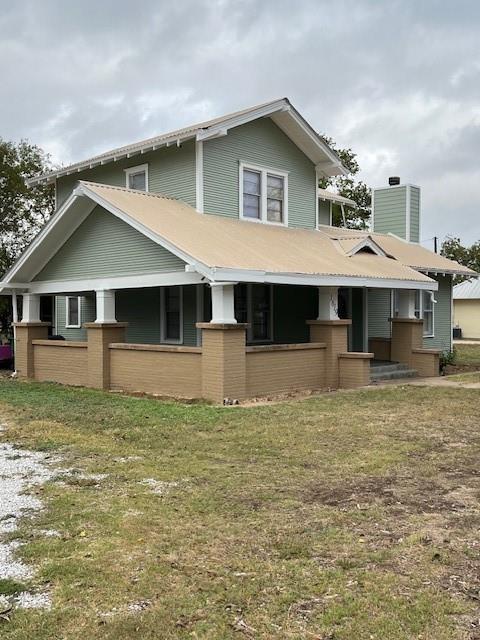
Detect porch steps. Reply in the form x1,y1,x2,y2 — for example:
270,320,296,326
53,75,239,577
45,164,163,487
370,360,417,383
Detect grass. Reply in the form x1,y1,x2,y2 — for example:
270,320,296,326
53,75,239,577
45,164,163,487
454,342,480,367
0,380,480,638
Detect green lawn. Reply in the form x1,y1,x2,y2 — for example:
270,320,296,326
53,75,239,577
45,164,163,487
454,342,480,367
1,380,480,639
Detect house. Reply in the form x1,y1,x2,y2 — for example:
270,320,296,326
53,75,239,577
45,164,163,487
453,279,480,339
0,98,475,402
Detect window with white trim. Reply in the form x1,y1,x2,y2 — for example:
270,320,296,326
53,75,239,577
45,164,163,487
234,284,273,342
125,163,148,191
392,290,434,337
161,286,183,343
240,163,287,225
66,296,81,328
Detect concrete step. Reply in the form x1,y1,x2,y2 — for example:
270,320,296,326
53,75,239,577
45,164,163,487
370,362,411,375
370,368,417,382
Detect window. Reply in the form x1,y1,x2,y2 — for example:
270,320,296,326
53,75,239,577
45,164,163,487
125,164,148,191
392,290,434,337
161,286,183,343
234,284,273,342
422,291,434,337
66,296,81,328
240,163,287,225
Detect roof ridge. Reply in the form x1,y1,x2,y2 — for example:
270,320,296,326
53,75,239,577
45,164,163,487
79,181,181,202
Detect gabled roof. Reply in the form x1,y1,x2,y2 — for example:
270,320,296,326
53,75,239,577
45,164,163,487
2,182,439,292
27,98,349,186
319,225,477,277
453,278,480,299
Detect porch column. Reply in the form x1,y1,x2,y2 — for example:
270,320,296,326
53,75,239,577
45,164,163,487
317,286,339,320
14,293,49,378
390,289,423,367
210,283,236,324
85,290,127,389
95,290,117,323
198,282,247,403
22,293,41,323
307,286,351,389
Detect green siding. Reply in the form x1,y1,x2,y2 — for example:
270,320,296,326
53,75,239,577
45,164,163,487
34,206,185,282
409,186,420,243
373,186,407,238
424,274,452,352
203,119,317,229
368,289,392,339
182,285,198,346
56,141,196,209
54,295,95,341
373,185,420,243
318,200,331,226
116,288,160,344
273,285,317,343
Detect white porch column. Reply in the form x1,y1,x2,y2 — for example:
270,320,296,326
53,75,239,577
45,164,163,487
95,290,117,323
396,289,416,319
317,286,339,320
22,293,40,323
210,283,237,324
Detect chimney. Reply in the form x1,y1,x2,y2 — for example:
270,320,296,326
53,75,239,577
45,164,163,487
372,178,420,243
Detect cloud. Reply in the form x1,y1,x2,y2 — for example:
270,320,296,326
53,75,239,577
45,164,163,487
1,0,480,245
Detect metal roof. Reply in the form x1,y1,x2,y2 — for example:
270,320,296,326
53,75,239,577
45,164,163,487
453,278,480,299
26,98,349,186
317,188,357,208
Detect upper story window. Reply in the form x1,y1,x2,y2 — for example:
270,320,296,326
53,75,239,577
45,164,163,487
125,163,149,191
240,163,288,225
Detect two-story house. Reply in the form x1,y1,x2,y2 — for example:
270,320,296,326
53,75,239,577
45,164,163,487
0,98,474,402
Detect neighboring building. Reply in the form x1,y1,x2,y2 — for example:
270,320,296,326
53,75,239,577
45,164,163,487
453,279,480,339
0,99,475,402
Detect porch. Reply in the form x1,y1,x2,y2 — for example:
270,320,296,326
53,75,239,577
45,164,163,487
12,283,440,403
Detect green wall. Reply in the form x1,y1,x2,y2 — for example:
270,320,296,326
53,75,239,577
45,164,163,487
318,200,331,225
203,119,317,229
54,295,96,341
34,206,186,282
373,185,420,243
56,141,196,209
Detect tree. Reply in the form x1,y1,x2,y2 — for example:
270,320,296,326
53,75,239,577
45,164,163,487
440,236,480,282
319,137,371,229
0,139,55,276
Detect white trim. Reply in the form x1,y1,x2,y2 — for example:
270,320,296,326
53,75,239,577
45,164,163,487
124,163,149,192
160,286,183,344
392,288,435,338
195,140,204,213
205,267,438,291
405,184,411,242
239,162,289,226
54,296,58,334
345,237,387,258
195,284,204,346
65,296,81,328
26,271,202,295
370,189,375,232
315,170,319,227
421,289,435,338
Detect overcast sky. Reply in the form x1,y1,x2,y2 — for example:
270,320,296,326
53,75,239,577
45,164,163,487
1,0,479,247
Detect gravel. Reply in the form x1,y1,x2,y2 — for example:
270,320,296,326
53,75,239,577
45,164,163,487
0,431,57,610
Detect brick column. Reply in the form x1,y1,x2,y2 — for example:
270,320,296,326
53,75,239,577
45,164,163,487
338,352,374,388
84,323,127,389
390,318,423,367
197,323,247,403
307,320,351,389
13,322,50,379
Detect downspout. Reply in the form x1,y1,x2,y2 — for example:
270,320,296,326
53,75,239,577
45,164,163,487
11,292,18,375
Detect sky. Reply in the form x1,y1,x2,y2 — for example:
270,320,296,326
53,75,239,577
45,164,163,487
1,0,480,247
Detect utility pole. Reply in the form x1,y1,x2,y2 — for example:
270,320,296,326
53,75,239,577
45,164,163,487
434,236,438,254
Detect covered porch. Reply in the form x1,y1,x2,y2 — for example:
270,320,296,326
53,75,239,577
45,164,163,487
8,278,440,403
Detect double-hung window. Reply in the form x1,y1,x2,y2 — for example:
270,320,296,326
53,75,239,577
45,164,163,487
234,284,273,343
66,296,81,328
161,286,183,343
240,163,288,225
125,163,148,191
